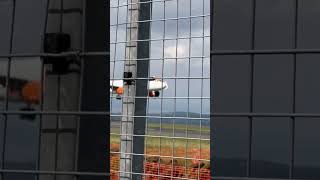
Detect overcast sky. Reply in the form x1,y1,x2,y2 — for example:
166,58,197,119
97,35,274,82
110,0,210,116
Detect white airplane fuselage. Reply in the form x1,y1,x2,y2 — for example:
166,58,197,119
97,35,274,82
110,79,168,96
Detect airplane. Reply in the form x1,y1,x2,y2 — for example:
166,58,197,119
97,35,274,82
110,77,168,99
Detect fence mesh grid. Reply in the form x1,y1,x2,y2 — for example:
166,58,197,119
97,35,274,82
0,0,109,179
110,0,211,179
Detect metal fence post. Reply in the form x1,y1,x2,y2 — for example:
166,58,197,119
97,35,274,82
119,0,139,179
78,0,109,180
132,0,151,179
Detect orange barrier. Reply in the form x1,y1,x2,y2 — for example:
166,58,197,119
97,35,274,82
110,157,210,180
143,162,210,180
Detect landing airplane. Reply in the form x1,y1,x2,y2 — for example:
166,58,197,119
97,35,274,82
110,77,168,99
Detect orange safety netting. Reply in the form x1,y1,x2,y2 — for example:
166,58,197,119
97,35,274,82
110,156,210,180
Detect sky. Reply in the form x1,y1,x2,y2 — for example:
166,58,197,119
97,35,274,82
110,0,210,116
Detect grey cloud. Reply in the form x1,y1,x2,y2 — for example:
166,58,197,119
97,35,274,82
110,0,210,114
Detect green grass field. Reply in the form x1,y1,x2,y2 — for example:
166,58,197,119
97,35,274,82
111,123,210,134
146,123,210,133
111,123,210,149
111,134,209,149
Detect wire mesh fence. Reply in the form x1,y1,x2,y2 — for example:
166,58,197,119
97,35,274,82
0,0,108,179
5,0,320,179
110,0,210,179
211,0,320,179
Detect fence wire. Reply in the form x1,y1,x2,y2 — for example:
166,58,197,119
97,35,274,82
110,0,210,179
0,0,109,179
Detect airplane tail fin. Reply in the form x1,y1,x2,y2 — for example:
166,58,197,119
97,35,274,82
164,82,169,90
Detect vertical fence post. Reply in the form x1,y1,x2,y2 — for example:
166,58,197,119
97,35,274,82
210,0,214,178
119,0,139,179
119,0,151,179
78,0,109,179
132,0,151,179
